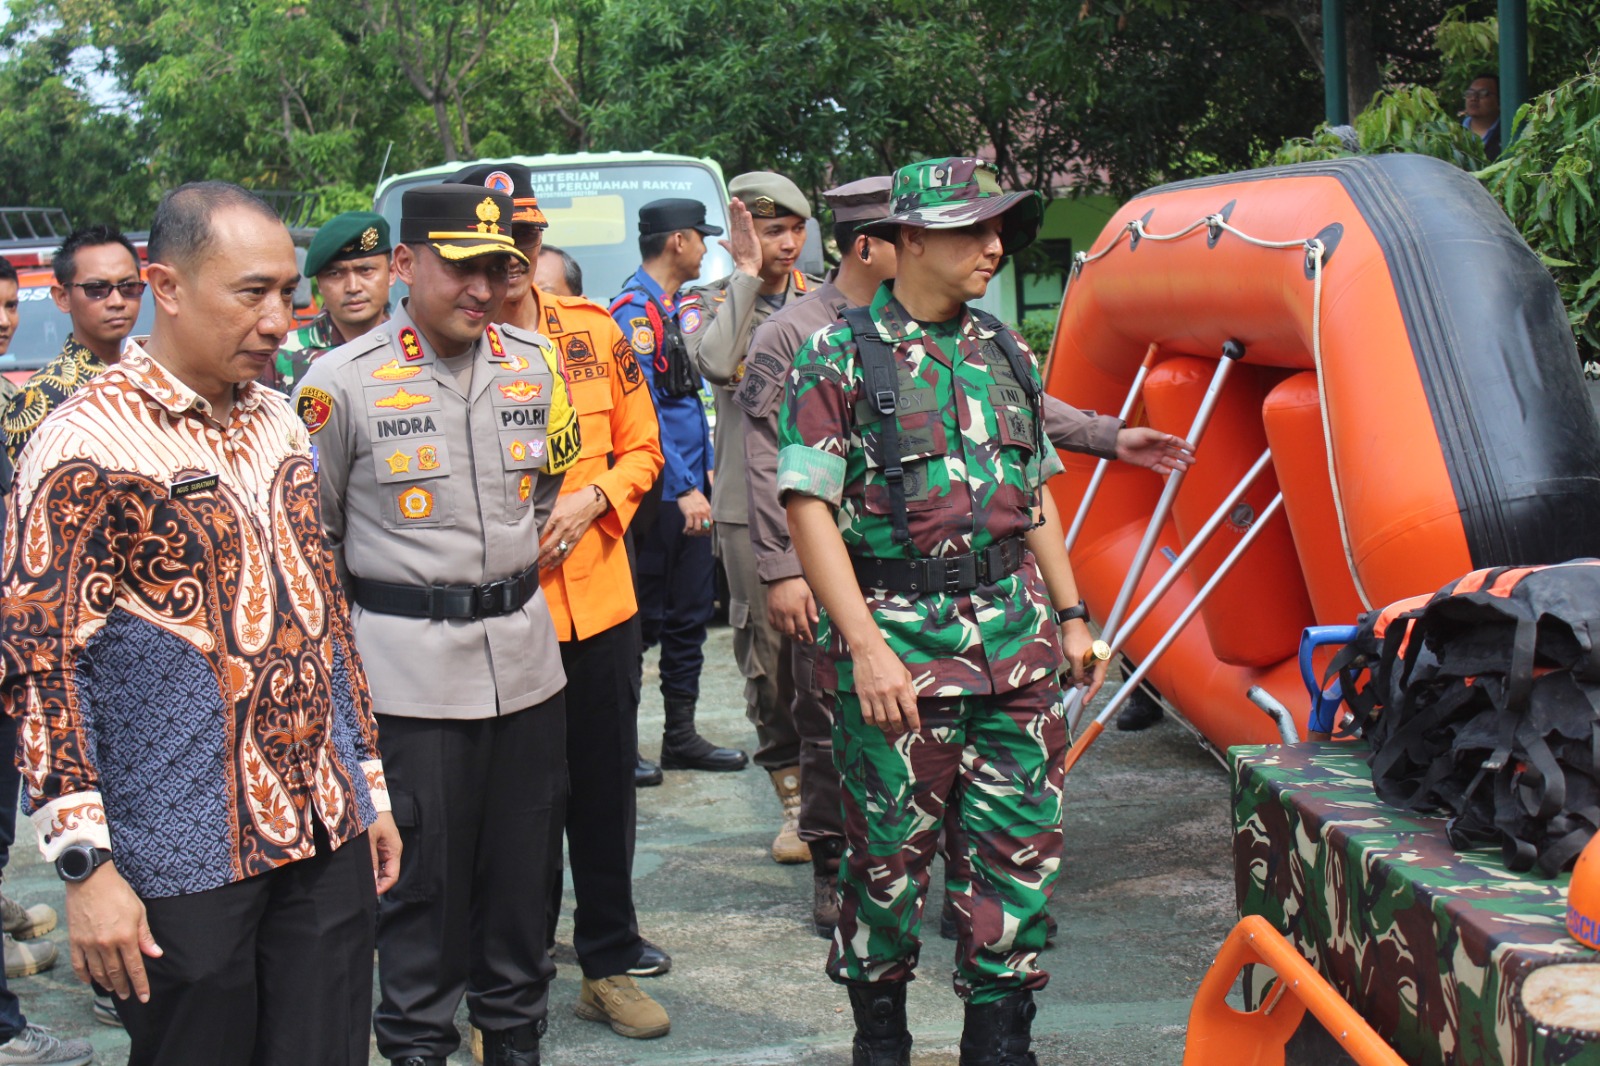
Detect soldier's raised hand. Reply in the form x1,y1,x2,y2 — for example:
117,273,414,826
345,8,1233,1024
719,199,763,278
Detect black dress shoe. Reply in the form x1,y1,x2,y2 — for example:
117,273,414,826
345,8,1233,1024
635,754,663,787
626,938,672,977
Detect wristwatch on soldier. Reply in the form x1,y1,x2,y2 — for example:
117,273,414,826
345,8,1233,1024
55,843,113,883
1053,601,1089,626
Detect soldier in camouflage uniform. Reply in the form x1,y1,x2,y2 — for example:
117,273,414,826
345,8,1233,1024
779,158,1109,1066
270,210,393,392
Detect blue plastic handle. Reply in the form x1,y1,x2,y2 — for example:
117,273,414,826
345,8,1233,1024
1299,625,1359,734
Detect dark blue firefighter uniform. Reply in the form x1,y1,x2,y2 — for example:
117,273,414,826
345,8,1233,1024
609,266,715,700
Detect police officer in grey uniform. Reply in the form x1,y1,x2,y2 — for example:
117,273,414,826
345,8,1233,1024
679,172,824,864
294,183,583,1066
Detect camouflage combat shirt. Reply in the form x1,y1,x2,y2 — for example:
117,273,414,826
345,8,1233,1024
777,283,1065,698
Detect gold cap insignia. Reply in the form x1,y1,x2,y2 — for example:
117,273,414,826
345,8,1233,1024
751,195,777,218
475,197,503,234
359,226,380,252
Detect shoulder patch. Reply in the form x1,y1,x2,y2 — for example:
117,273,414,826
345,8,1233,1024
680,306,704,335
297,386,334,434
613,337,645,394
629,317,654,356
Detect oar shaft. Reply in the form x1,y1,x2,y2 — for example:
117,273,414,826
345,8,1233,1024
1093,493,1286,730
1111,450,1271,654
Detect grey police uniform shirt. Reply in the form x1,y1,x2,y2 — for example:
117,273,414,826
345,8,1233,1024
735,278,1125,586
294,300,568,719
683,269,821,526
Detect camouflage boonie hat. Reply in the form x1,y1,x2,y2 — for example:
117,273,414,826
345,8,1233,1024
858,157,1043,254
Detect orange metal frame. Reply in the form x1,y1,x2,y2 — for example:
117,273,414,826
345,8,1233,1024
1183,915,1405,1066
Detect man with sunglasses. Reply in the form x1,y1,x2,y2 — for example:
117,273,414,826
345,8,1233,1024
2,225,144,469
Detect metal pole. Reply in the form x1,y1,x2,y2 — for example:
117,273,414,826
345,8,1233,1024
1110,450,1271,653
1323,0,1349,127
1062,494,1286,776
1498,0,1528,144
1064,343,1160,553
1064,341,1244,730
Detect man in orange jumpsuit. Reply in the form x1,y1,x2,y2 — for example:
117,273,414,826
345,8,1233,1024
452,163,672,1040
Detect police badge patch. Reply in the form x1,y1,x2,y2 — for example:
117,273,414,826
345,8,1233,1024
297,387,334,434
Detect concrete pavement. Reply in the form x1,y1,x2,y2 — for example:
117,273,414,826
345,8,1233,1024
1,624,1238,1064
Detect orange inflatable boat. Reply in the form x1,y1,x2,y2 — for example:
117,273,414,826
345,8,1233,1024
1046,154,1600,751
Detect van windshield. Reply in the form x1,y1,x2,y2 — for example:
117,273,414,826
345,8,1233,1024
376,160,734,304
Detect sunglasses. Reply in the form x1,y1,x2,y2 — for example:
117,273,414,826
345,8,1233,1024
69,280,147,301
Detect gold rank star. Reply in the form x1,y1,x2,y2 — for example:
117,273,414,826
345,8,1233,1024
386,450,412,474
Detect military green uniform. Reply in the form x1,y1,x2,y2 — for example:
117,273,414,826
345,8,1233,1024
778,159,1072,1015
272,310,348,393
778,280,1067,1002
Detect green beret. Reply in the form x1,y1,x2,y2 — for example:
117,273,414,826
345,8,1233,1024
305,211,391,279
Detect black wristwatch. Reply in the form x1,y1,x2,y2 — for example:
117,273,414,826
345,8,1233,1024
1053,601,1089,625
55,844,113,883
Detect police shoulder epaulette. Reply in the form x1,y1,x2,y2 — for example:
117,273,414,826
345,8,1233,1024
497,321,551,350
316,325,392,373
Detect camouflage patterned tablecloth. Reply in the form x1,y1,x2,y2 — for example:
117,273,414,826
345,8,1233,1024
1231,743,1600,1066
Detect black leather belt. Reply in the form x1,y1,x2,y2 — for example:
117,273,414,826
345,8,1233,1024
351,564,540,620
851,536,1027,595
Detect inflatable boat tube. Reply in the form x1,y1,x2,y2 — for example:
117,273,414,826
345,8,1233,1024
1047,153,1600,750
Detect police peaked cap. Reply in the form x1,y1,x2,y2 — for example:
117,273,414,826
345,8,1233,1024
400,184,529,265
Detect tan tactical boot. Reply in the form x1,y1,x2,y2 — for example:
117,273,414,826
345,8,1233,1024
0,893,55,941
575,975,670,1039
3,934,55,978
769,766,811,864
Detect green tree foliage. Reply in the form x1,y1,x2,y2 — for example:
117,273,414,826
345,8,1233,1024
1484,63,1600,361
1269,86,1487,167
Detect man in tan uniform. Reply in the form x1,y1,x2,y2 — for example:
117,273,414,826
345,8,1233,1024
295,183,581,1066
680,172,824,863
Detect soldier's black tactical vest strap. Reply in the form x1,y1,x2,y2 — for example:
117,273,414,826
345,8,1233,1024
845,306,1047,547
851,535,1026,596
971,308,1046,525
844,305,911,545
351,563,541,621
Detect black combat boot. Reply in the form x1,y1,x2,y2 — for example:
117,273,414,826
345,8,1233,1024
659,693,748,771
958,990,1038,1065
480,1020,543,1066
812,837,844,938
846,982,912,1066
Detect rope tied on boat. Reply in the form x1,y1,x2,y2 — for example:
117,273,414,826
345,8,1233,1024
1061,213,1375,616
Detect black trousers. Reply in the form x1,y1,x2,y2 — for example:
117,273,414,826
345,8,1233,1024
635,494,715,699
373,699,566,1060
116,826,376,1066
793,639,844,849
550,617,646,978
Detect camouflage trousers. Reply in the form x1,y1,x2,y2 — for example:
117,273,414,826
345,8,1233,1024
827,677,1066,1004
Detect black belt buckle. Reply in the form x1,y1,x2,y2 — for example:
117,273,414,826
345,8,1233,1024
935,556,970,594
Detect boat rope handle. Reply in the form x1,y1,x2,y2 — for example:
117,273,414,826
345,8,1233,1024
1066,214,1375,612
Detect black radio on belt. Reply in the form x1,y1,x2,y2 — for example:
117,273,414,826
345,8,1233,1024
351,564,541,621
851,536,1027,595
